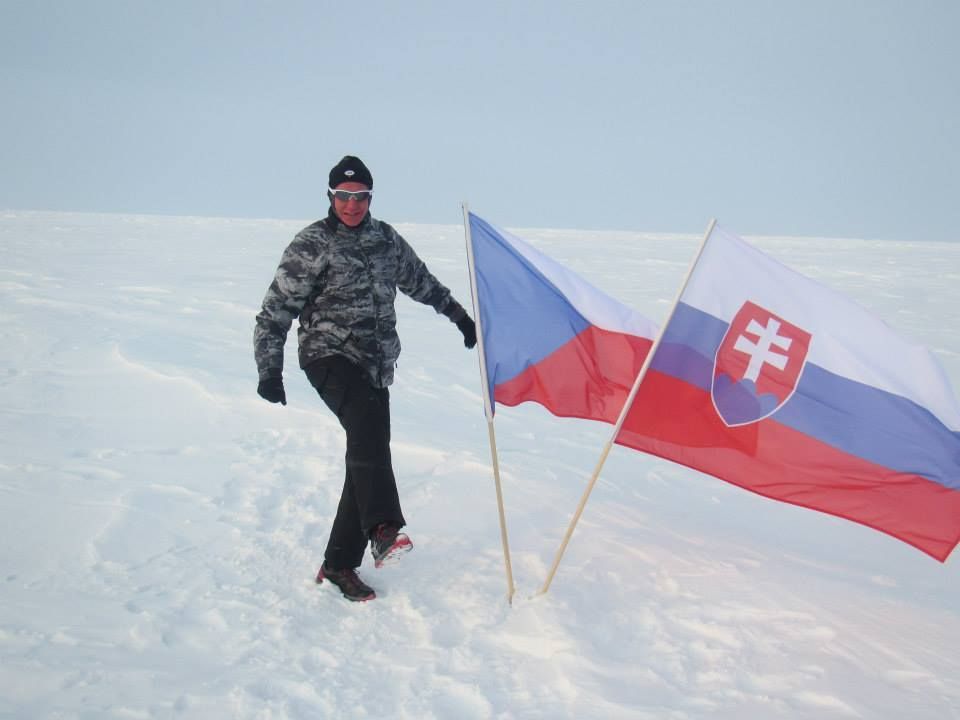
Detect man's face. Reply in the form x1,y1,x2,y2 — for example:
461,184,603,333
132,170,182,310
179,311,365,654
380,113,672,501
331,181,372,227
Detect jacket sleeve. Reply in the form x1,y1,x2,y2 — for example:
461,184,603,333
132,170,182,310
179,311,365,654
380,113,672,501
389,224,467,322
253,230,325,380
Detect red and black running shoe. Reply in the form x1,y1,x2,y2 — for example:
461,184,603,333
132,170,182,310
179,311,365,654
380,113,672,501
316,562,376,602
370,524,413,568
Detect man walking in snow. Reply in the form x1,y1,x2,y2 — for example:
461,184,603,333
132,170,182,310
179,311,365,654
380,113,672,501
253,155,476,601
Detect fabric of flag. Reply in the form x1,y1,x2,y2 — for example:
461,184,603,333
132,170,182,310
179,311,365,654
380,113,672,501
468,212,658,423
617,224,960,561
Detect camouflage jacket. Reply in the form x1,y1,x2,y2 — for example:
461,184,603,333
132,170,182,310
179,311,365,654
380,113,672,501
254,210,466,388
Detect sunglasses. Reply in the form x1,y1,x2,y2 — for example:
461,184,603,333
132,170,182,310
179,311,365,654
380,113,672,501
329,188,373,202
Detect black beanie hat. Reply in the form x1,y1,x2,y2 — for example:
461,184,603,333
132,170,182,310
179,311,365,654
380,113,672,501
328,155,373,189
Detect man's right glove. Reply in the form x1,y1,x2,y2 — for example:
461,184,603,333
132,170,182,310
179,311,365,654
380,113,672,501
257,376,287,405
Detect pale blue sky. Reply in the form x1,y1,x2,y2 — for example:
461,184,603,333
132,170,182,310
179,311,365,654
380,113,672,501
2,1,957,241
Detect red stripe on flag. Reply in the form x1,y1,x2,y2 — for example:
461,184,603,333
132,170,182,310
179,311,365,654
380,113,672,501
617,370,960,561
494,326,653,425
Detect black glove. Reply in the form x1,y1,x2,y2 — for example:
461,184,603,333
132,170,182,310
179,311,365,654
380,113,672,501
257,376,287,405
456,315,477,349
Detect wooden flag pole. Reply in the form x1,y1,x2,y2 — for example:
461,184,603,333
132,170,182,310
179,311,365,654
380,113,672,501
462,203,515,605
537,218,718,596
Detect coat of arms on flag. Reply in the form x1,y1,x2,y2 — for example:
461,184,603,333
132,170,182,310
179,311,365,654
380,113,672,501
712,300,812,426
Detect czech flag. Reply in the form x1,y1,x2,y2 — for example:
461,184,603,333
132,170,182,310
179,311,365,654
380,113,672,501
619,224,960,561
467,212,658,425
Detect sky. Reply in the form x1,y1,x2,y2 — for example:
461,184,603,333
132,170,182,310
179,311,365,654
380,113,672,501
1,1,959,241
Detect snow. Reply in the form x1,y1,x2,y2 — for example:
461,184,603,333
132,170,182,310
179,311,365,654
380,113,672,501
1,210,959,719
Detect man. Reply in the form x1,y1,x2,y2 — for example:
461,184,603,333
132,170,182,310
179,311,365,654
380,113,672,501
253,155,476,601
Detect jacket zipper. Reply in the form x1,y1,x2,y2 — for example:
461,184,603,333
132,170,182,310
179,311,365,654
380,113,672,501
354,233,383,387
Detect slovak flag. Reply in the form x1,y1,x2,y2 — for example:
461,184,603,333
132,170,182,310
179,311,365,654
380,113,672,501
618,224,960,561
467,212,658,424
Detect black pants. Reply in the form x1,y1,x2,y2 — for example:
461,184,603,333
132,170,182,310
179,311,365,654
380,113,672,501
305,356,405,569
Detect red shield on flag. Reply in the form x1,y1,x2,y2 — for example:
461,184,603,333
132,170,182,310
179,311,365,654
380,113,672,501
712,301,812,427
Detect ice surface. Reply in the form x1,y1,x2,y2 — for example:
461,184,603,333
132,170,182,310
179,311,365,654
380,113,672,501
0,211,958,719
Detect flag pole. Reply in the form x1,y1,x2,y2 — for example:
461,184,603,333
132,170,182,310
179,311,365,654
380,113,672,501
462,202,515,605
538,218,718,595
